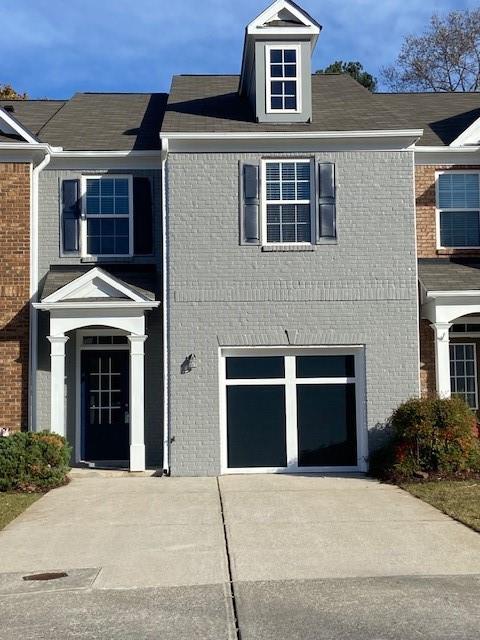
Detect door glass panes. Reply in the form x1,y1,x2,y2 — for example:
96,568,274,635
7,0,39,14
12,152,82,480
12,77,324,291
296,355,355,378
226,356,284,379
297,384,357,466
227,386,287,468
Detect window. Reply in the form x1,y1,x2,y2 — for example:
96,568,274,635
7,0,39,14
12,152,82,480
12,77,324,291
450,343,478,409
82,176,133,256
263,159,312,244
437,172,480,247
221,349,364,471
266,46,300,113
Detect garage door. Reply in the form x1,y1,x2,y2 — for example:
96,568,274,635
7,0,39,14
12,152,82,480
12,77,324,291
220,348,366,473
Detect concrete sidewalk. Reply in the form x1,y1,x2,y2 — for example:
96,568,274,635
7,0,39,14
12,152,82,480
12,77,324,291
1,473,480,639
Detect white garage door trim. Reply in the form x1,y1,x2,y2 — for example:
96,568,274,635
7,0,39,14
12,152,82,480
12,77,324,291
218,346,368,474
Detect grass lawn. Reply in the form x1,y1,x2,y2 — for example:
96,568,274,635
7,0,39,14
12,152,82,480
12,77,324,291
0,493,40,531
402,480,480,533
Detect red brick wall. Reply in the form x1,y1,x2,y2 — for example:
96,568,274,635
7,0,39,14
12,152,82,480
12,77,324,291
419,319,436,397
416,164,480,258
0,163,30,430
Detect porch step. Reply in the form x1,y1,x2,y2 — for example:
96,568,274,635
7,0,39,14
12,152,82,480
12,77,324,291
68,468,163,479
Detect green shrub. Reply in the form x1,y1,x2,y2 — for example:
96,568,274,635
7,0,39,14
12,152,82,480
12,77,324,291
369,396,480,481
0,432,71,492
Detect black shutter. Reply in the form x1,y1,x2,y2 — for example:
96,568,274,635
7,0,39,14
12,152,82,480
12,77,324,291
61,179,80,253
133,177,153,255
240,163,260,245
317,163,336,241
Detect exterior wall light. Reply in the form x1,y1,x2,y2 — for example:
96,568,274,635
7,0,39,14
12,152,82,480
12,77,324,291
181,353,197,374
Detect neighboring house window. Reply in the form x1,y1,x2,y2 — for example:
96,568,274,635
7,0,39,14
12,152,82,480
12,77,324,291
450,343,478,409
437,172,480,248
263,159,312,244
266,46,300,113
82,176,132,256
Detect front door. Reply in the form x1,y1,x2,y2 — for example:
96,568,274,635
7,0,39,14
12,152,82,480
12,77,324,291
81,350,130,461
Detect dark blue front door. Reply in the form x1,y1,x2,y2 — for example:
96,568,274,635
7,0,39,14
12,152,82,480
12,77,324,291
81,350,129,461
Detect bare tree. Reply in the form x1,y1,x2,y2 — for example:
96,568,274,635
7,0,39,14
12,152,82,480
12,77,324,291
0,84,27,100
382,9,480,92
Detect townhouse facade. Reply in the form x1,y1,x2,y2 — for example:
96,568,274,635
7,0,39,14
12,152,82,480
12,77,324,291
1,0,480,475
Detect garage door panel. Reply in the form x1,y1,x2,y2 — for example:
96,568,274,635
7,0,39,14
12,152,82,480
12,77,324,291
297,383,357,467
227,385,287,468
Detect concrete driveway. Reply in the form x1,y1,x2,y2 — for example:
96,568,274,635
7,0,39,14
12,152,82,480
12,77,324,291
1,473,479,639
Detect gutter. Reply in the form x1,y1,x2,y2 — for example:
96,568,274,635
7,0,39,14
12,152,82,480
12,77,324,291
29,150,51,432
161,138,170,475
161,129,423,141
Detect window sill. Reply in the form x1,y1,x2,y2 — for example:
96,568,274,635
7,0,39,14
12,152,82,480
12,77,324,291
262,245,315,252
81,256,134,264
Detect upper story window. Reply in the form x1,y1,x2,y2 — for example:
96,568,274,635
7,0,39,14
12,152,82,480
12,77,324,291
263,159,312,244
266,45,300,113
83,176,133,256
437,172,480,248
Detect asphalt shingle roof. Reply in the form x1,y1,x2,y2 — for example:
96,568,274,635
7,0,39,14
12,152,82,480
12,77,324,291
161,73,412,133
0,99,65,138
419,259,480,292
40,265,159,301
38,93,167,150
377,92,480,146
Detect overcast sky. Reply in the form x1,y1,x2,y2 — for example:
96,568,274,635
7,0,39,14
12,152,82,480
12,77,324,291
1,0,478,98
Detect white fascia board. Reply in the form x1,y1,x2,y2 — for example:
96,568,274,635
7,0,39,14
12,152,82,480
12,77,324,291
42,267,151,304
426,290,480,299
51,150,162,158
34,301,160,311
0,108,38,144
415,145,480,153
449,117,480,148
248,0,321,33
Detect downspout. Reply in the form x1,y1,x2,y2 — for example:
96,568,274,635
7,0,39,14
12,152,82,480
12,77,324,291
29,150,51,431
161,138,170,475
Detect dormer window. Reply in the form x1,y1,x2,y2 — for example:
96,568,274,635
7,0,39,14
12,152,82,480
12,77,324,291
266,45,301,113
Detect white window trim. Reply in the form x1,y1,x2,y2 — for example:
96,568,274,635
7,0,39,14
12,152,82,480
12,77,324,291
218,346,368,475
80,174,134,258
265,44,302,114
449,342,479,410
261,158,315,246
435,170,480,250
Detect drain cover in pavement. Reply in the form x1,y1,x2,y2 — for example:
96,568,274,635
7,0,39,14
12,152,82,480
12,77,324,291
23,571,68,581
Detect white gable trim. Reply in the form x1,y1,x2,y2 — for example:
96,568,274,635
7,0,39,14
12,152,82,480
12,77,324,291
450,116,480,148
247,0,320,35
0,107,38,145
41,267,151,304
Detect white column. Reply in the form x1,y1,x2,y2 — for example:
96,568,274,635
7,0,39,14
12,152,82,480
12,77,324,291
47,335,69,437
431,322,452,398
128,335,147,471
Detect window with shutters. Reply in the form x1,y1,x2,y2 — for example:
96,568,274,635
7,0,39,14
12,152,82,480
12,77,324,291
81,175,133,257
262,159,313,244
265,45,301,113
437,171,480,248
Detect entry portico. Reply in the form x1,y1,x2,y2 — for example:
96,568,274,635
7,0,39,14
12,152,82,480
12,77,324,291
34,267,159,471
420,259,480,403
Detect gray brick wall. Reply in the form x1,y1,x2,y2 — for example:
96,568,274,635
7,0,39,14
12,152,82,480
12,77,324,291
167,150,419,476
36,167,163,467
